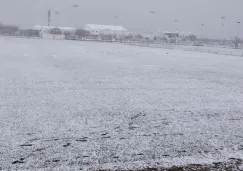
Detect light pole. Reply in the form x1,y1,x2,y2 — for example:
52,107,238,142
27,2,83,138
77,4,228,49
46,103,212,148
148,11,156,39
221,16,225,44
114,16,118,24
237,21,241,38
201,24,204,38
174,20,179,32
200,23,204,44
47,9,59,27
71,4,80,29
48,9,51,26
114,16,119,40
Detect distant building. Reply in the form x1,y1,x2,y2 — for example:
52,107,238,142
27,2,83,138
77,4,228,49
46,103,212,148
83,24,128,37
163,32,180,39
162,32,181,43
34,25,76,35
25,29,41,37
33,25,74,40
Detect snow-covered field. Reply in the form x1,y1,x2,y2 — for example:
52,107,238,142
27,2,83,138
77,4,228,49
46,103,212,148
128,42,243,57
0,37,243,170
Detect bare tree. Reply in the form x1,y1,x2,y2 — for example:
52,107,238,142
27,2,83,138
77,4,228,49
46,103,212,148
63,31,73,39
75,29,90,39
113,34,117,40
124,34,133,40
64,31,72,36
186,34,197,42
99,33,106,40
135,34,143,40
105,34,113,40
162,36,168,43
0,24,19,35
99,33,114,41
233,37,241,48
50,28,62,35
18,29,28,37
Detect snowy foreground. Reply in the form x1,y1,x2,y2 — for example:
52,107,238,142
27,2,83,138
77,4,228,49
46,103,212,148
0,37,243,170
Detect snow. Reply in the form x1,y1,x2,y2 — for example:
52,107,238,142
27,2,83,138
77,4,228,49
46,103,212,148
129,42,243,57
0,37,243,170
84,24,127,31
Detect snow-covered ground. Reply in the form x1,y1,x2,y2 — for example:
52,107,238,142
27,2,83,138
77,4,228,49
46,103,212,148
0,37,243,170
128,42,243,57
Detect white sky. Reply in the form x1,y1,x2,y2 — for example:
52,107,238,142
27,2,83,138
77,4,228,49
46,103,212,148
0,0,242,39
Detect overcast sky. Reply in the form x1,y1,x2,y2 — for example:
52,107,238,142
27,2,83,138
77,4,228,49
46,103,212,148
0,0,242,38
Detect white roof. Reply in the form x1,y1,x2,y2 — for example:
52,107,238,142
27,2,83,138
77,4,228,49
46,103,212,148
163,31,179,34
34,25,76,31
84,24,127,31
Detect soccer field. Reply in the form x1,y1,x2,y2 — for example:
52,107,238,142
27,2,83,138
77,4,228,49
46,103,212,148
0,37,243,170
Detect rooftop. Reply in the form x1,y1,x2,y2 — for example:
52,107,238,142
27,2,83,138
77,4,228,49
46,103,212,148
84,24,127,31
34,25,76,31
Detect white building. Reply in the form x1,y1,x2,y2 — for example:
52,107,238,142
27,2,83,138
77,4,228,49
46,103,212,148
34,25,76,34
83,24,128,37
33,25,76,40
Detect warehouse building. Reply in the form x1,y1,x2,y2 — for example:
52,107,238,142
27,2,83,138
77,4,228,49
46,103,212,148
83,24,128,37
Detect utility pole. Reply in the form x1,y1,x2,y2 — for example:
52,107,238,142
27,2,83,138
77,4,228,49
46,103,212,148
237,21,241,38
148,11,156,39
200,24,204,44
174,20,178,32
114,16,118,40
221,16,225,44
48,9,51,26
114,16,118,25
201,24,204,38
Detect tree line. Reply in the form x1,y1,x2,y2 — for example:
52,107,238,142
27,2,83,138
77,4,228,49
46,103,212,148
0,23,19,36
2,23,238,47
0,22,195,42
49,27,145,41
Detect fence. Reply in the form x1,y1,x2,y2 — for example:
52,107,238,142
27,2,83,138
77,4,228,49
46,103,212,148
126,42,243,57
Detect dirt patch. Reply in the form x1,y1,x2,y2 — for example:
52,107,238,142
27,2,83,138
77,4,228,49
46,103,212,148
139,158,243,171
95,158,243,171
